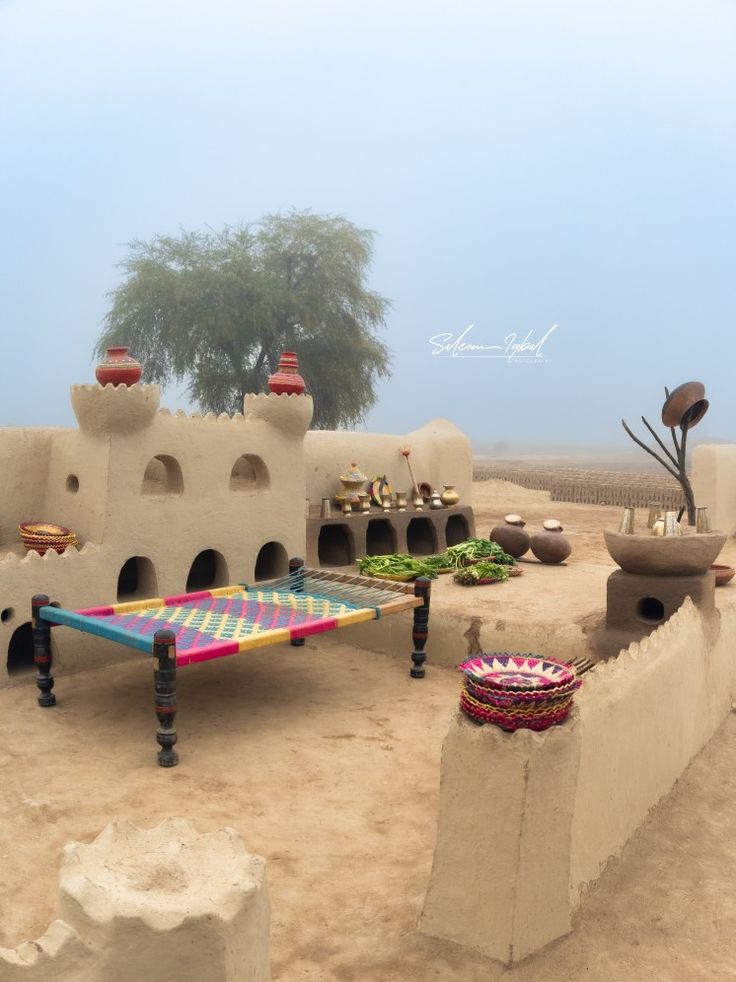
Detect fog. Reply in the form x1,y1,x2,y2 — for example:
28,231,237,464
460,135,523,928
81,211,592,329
2,0,734,450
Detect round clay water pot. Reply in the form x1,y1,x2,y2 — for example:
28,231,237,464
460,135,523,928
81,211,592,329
604,528,726,576
530,520,571,564
95,347,142,387
489,515,531,559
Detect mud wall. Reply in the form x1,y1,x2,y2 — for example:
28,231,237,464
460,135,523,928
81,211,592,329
304,418,472,507
421,598,736,964
692,443,736,537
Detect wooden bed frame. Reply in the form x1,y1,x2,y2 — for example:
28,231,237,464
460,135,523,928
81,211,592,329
31,558,431,766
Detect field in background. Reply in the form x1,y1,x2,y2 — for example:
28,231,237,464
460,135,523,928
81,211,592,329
473,456,685,511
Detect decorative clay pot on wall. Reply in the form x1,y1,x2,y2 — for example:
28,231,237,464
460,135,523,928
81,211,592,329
268,352,306,395
530,520,572,564
95,347,142,387
490,514,531,559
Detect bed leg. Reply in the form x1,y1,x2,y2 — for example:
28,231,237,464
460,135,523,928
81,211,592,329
153,630,178,767
32,594,56,707
289,556,306,647
410,577,431,678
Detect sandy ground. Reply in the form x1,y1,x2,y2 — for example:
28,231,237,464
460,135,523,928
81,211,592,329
1,479,735,980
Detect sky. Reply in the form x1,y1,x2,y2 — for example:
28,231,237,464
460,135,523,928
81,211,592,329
1,0,734,452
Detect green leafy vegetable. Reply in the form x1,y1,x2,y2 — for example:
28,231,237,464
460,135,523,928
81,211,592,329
445,538,515,567
358,554,438,579
453,562,511,585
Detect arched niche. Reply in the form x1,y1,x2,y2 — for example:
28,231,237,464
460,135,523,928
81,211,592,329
407,517,437,556
229,454,269,491
366,519,396,556
7,622,36,676
186,549,229,592
446,513,470,547
117,556,159,602
254,541,288,582
317,525,354,567
142,455,184,495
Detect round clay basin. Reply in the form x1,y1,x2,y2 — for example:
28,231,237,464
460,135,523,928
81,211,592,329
603,528,726,576
712,564,736,586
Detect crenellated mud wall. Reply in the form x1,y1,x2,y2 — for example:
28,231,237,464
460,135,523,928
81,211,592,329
0,383,473,686
421,598,736,965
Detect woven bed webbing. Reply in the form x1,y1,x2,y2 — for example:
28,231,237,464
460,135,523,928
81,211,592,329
255,570,414,609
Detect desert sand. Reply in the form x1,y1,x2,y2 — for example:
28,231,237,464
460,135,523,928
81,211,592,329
1,479,735,980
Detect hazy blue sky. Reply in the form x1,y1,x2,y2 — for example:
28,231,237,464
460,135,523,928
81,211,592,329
2,0,734,450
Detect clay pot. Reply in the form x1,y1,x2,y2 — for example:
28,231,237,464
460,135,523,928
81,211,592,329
530,520,571,565
440,485,460,507
712,564,735,586
267,352,306,395
661,381,708,430
489,515,531,559
95,347,142,387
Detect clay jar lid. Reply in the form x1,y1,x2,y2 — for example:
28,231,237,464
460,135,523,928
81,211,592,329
542,519,563,531
661,381,708,429
504,514,525,527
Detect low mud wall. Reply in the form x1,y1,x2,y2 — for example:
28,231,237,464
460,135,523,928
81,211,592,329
421,598,736,964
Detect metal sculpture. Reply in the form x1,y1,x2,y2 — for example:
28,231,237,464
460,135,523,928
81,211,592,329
621,381,708,525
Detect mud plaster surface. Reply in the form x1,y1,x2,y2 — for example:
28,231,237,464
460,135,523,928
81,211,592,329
1,479,736,980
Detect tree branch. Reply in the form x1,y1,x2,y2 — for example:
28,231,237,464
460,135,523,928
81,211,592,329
664,386,682,455
640,416,679,469
620,419,681,480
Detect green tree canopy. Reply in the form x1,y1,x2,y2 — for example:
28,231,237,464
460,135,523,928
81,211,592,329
96,211,392,428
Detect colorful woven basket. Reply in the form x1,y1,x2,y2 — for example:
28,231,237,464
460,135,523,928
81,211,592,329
458,654,581,732
19,521,78,555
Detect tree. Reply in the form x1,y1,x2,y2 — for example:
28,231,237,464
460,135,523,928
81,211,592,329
95,211,392,428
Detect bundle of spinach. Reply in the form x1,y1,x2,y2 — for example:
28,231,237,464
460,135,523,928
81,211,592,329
358,554,438,579
453,562,511,586
445,537,515,568
421,552,454,573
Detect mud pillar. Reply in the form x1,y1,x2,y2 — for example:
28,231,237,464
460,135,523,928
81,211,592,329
59,818,270,981
419,710,581,965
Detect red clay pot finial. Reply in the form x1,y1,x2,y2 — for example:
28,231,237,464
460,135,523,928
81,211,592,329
267,351,306,395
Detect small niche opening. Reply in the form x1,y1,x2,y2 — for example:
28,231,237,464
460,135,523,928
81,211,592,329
367,519,396,555
1,607,15,623
7,622,37,676
637,596,665,623
66,474,79,494
407,517,437,556
254,541,288,581
186,550,229,592
446,513,469,546
230,454,269,491
142,455,184,495
318,525,354,567
117,556,159,602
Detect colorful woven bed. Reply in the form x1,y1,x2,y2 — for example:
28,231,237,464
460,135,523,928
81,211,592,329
30,562,432,767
